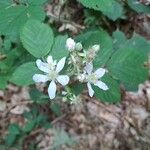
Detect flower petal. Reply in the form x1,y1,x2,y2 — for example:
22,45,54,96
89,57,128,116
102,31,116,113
94,81,108,91
94,68,105,78
57,75,69,86
84,63,93,74
48,81,57,99
47,55,53,64
33,74,49,83
87,82,94,97
66,38,76,51
36,59,49,73
56,57,66,73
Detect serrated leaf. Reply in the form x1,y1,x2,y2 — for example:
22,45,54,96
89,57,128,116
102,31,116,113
102,1,123,21
10,62,40,86
50,103,62,116
23,0,48,5
21,19,54,58
78,0,114,12
8,124,20,135
50,35,69,60
128,0,150,13
93,74,121,103
76,29,113,67
108,48,149,90
5,134,17,146
23,121,36,133
78,0,123,20
0,76,9,90
0,2,46,37
113,30,127,50
29,89,49,104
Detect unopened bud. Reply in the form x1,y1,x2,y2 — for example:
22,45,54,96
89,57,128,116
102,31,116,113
92,44,100,52
77,74,86,82
66,38,76,52
75,42,83,51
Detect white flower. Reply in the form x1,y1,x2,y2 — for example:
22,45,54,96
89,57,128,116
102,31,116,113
84,63,108,97
33,56,70,100
66,38,76,51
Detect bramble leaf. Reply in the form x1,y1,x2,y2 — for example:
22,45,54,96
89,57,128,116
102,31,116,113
10,62,40,86
21,19,54,58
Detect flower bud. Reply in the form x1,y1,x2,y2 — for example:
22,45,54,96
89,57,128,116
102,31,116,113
75,42,83,51
92,44,100,52
66,38,76,51
77,74,86,82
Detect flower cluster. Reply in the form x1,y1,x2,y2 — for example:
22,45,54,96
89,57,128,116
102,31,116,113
33,38,109,102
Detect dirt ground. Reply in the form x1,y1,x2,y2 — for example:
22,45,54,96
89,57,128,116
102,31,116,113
0,81,150,150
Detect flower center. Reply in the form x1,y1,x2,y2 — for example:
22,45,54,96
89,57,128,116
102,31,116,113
48,71,58,81
87,74,98,84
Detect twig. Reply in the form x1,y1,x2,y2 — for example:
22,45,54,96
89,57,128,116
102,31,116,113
51,114,66,125
1,101,32,120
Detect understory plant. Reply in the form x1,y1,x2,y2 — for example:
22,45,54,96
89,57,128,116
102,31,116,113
0,0,150,104
0,0,150,148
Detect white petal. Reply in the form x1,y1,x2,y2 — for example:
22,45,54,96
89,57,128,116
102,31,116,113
66,38,76,51
84,63,93,74
56,57,66,73
94,81,108,91
56,75,69,86
94,68,105,78
87,82,94,97
36,59,49,73
47,56,53,64
33,74,49,83
48,81,57,99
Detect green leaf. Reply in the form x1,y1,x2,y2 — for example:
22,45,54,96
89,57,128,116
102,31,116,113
29,89,49,104
128,0,150,13
0,76,9,89
50,35,69,60
21,19,54,58
113,30,127,50
108,48,149,90
23,0,48,5
5,134,17,146
93,74,121,103
76,29,113,67
8,124,20,135
0,3,46,37
50,103,62,116
78,0,114,12
10,62,40,86
102,1,124,21
23,121,36,133
70,83,85,96
78,0,123,20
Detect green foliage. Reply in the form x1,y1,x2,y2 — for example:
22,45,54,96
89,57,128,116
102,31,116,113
78,0,123,20
0,0,46,38
10,62,40,86
29,88,49,104
76,29,113,67
5,124,20,146
128,0,150,13
108,32,150,91
94,74,121,103
21,19,54,58
50,35,69,60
